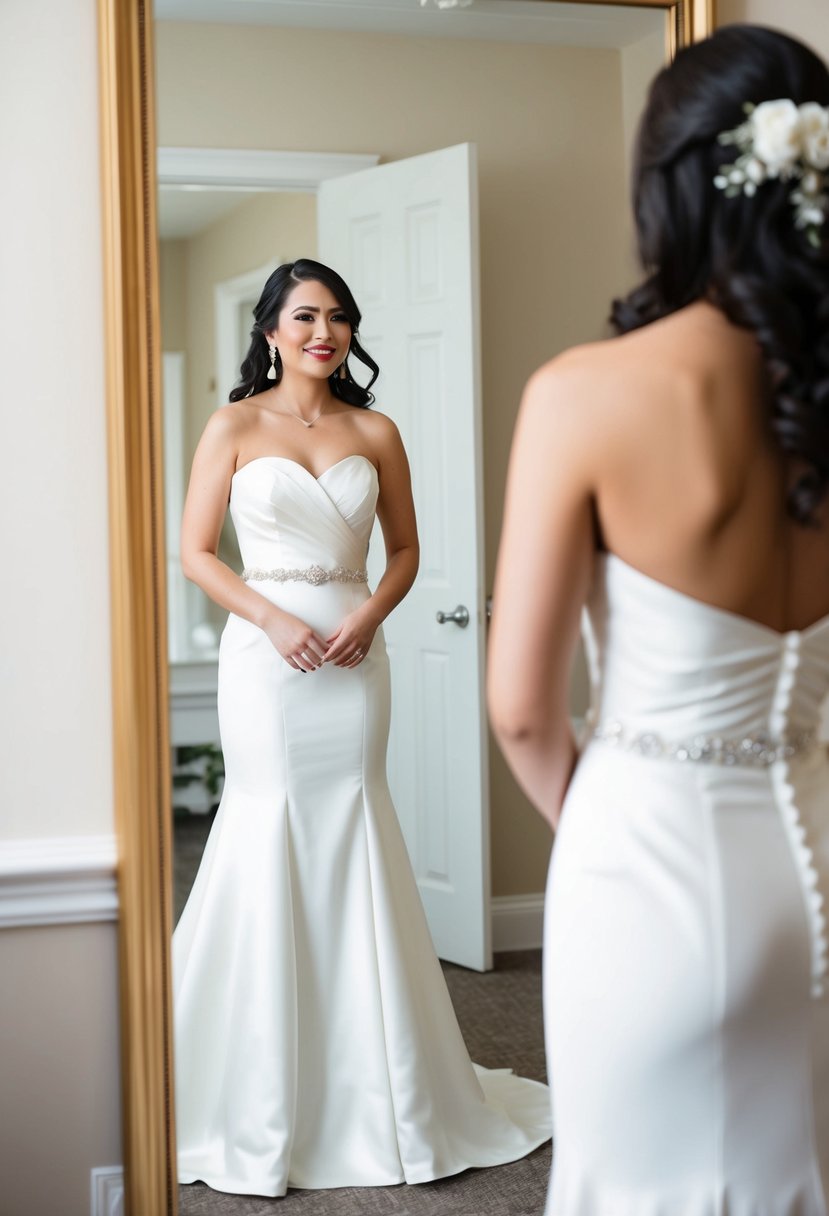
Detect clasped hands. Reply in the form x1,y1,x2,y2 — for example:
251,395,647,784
263,603,380,673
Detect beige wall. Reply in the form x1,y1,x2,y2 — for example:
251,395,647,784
156,22,633,895
621,27,669,206
718,0,829,61
0,0,122,1211
0,926,122,1216
2,2,113,843
159,237,188,353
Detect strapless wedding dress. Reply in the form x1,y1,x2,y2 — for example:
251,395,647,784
545,552,829,1215
172,454,551,1197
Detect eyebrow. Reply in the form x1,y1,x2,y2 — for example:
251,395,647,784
290,305,344,313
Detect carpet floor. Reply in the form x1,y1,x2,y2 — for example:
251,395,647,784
174,814,551,1216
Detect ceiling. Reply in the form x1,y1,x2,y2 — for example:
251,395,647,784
156,187,255,239
158,186,284,239
154,0,664,50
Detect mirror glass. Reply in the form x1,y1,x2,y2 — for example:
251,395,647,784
155,8,668,1205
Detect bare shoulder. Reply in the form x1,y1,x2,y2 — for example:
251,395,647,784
207,398,260,432
608,301,759,407
518,338,636,451
526,338,627,400
524,304,747,440
192,403,261,482
351,405,400,441
202,400,254,442
200,398,272,457
349,405,404,458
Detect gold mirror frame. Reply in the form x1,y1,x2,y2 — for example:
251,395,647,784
97,1,714,1211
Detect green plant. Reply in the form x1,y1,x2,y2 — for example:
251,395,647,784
173,743,225,815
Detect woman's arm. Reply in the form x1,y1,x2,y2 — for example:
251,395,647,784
180,409,328,670
323,416,419,664
487,358,596,829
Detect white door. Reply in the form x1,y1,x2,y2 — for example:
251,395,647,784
318,144,491,971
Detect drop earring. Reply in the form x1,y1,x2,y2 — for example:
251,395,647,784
267,344,278,381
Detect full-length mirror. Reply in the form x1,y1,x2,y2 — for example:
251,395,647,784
99,1,713,1211
157,1,668,1205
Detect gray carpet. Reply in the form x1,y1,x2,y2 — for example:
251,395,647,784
174,815,551,1215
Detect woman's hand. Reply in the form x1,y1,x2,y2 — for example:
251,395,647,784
323,603,380,668
261,607,328,672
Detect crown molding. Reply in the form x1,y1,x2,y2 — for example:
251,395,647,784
158,147,380,191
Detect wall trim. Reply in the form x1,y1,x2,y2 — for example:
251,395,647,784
0,832,546,944
492,892,545,952
0,835,118,929
157,146,380,191
0,831,545,946
91,1165,125,1216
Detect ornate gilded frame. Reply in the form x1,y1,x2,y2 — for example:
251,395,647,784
97,1,714,1211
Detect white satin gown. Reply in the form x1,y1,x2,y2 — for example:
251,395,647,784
173,454,551,1197
545,552,829,1215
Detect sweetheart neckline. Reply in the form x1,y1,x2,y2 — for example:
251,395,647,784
604,551,829,641
231,453,378,483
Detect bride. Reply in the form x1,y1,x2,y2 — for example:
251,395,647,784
172,258,551,1197
489,24,829,1216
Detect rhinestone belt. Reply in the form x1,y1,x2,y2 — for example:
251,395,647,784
242,564,368,587
588,719,819,768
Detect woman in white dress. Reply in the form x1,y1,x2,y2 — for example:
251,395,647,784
489,25,829,1216
172,258,551,1197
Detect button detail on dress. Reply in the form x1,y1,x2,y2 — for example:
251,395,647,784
767,633,828,1001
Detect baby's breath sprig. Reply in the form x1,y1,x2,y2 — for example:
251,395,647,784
713,98,829,248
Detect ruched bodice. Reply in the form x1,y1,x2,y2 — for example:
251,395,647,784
229,454,378,573
584,553,829,744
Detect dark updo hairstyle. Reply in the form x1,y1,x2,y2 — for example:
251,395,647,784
613,25,829,525
228,258,379,408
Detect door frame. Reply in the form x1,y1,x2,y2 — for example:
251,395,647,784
214,261,280,411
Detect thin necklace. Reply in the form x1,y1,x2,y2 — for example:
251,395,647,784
276,401,326,429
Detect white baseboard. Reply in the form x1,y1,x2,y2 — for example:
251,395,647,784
0,835,118,928
492,892,545,952
90,1166,124,1216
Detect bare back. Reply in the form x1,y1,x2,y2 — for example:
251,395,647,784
585,300,829,633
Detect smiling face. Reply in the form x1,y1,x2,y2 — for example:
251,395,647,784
265,279,353,383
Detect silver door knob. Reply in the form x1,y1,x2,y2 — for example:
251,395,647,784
436,604,470,628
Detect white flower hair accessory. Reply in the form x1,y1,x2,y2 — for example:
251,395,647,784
714,98,829,247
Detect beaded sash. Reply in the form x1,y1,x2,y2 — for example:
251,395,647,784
242,564,368,587
587,716,819,768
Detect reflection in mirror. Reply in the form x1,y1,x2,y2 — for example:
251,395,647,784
154,0,669,1204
